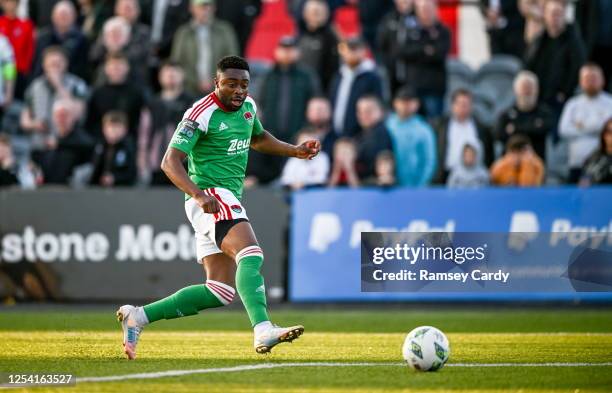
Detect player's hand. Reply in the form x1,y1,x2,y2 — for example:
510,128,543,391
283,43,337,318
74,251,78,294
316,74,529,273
295,139,320,160
194,191,220,214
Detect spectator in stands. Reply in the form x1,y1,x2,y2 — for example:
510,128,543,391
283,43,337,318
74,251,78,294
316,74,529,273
496,71,552,161
32,1,89,81
575,0,612,92
357,0,394,52
77,0,116,41
525,0,586,124
171,0,239,95
0,133,38,187
433,89,493,184
296,0,339,92
481,0,525,58
39,99,93,184
355,95,393,180
305,96,337,158
580,119,612,186
90,111,137,187
490,134,545,187
215,0,261,55
559,63,612,183
85,52,147,142
396,0,450,118
246,37,321,188
446,143,489,188
258,36,320,144
144,61,194,185
364,150,396,187
330,37,383,137
385,86,436,187
19,0,78,29
0,34,15,123
519,0,545,46
377,0,417,97
139,0,190,61
0,0,35,98
113,0,152,84
0,133,17,186
328,137,360,187
21,46,88,153
90,16,148,86
280,128,330,190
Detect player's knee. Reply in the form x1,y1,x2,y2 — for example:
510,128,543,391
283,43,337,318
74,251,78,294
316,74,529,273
205,280,235,306
235,245,264,266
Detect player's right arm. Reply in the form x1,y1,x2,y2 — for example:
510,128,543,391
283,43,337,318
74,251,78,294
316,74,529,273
162,119,219,214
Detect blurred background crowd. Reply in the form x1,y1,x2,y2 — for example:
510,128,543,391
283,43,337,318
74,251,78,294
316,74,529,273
0,0,610,191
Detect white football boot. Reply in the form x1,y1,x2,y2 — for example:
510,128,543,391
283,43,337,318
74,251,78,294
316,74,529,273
116,305,144,360
254,324,304,354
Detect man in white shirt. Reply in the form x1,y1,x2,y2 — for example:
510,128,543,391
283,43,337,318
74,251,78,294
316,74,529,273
433,88,493,183
559,63,612,183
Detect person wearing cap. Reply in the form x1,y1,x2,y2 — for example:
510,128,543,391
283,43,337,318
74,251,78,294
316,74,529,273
249,36,320,185
330,36,384,137
385,85,437,187
171,0,239,95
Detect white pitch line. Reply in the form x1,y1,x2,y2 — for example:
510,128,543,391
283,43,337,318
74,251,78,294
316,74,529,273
446,362,612,368
79,362,612,383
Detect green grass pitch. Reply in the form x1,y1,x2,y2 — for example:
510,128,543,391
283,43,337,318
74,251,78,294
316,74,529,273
0,307,611,392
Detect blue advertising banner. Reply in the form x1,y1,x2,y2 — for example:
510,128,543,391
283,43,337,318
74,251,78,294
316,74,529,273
289,187,612,302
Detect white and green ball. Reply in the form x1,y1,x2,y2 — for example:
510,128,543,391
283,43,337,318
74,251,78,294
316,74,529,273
402,326,450,371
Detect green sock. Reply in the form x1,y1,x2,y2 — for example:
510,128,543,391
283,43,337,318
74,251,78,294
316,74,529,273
143,282,230,323
236,248,269,327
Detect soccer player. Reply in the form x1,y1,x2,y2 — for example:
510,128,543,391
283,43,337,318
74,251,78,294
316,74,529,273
116,56,320,360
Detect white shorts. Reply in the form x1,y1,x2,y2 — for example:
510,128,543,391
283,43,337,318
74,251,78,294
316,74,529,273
184,187,249,262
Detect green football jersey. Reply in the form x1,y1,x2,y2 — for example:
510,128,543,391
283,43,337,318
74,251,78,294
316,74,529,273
169,93,264,200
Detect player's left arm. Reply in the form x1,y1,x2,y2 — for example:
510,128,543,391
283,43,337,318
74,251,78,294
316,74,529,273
250,130,320,160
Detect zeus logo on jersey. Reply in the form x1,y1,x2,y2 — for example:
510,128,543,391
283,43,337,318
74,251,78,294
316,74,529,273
228,138,250,155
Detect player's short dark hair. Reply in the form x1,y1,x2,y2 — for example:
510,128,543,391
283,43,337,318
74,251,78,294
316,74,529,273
103,111,128,127
42,45,68,61
451,88,472,102
507,135,532,152
216,56,250,73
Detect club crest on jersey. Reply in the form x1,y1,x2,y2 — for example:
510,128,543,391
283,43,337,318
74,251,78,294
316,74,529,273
243,111,254,124
231,204,243,213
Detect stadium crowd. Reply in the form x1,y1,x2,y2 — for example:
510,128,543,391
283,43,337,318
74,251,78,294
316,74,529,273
0,0,611,191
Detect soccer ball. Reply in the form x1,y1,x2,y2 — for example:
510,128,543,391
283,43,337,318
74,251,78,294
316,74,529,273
402,326,450,371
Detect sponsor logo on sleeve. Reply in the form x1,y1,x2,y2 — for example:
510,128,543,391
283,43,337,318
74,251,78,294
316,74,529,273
172,119,199,144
